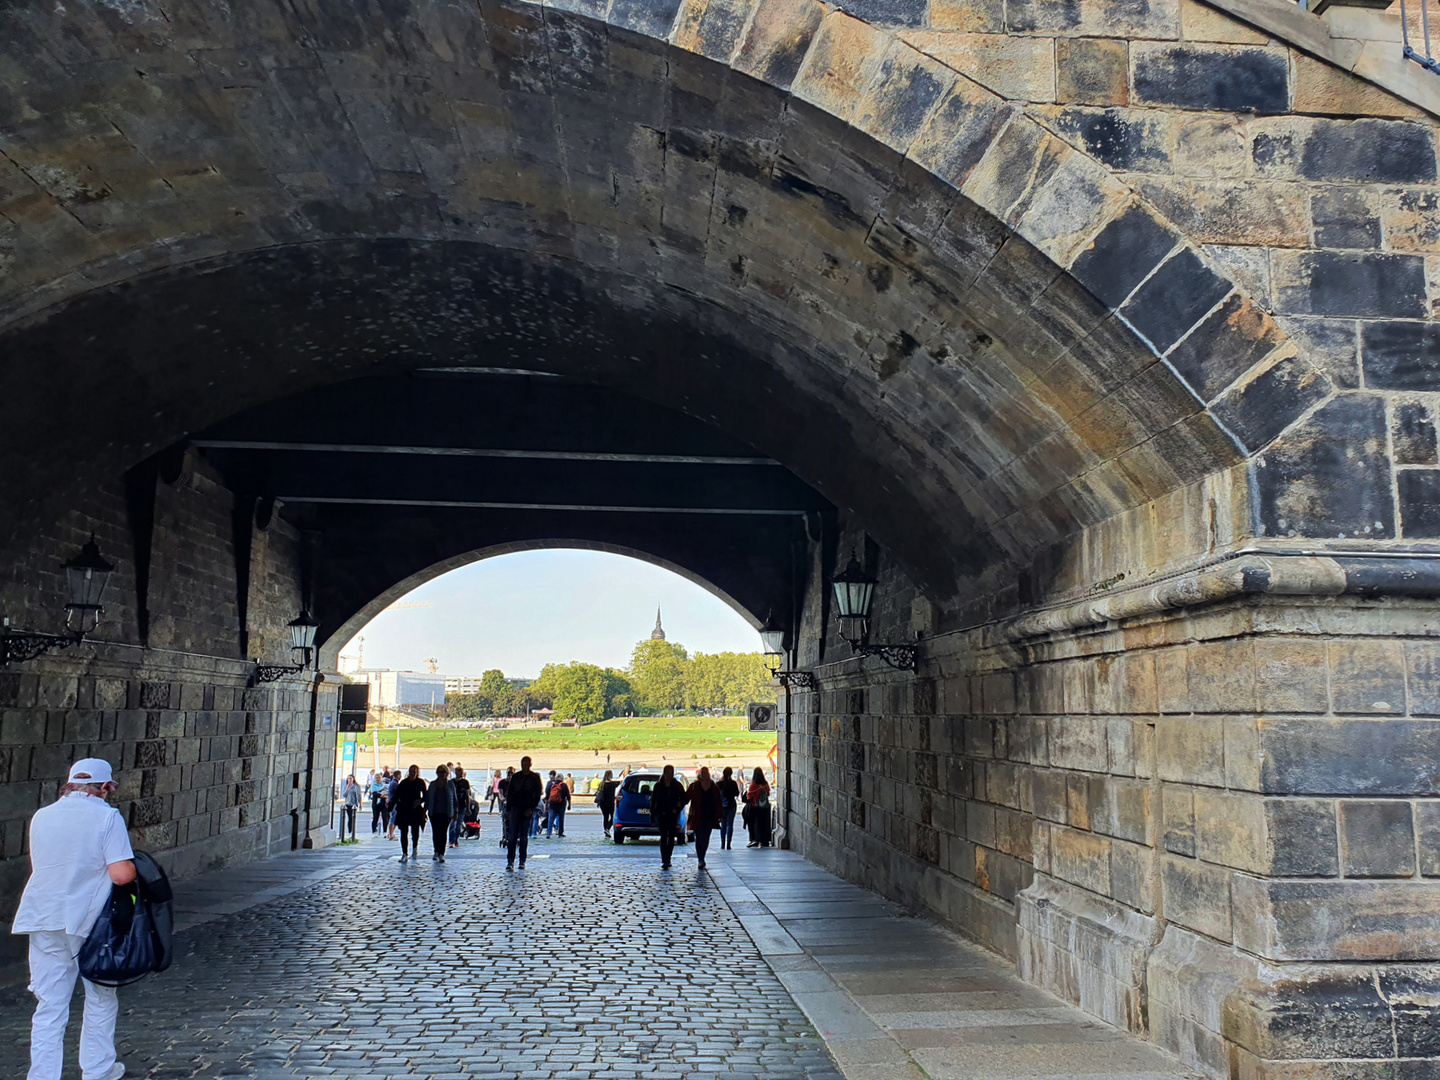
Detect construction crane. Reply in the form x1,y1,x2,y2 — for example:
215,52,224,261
424,657,439,674
386,600,433,611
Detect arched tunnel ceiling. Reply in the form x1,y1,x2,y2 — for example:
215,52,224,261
192,370,830,651
0,0,1319,609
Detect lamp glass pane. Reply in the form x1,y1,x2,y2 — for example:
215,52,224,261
289,614,319,651
62,539,113,612
66,565,92,609
759,627,785,655
834,579,874,618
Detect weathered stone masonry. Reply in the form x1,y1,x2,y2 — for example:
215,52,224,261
0,0,1438,1076
785,530,1440,1078
0,459,336,912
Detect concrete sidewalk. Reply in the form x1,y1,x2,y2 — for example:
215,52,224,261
714,854,1199,1080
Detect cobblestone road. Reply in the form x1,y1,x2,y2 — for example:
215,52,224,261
1,826,842,1080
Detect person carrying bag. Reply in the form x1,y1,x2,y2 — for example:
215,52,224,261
11,758,140,1080
79,851,174,987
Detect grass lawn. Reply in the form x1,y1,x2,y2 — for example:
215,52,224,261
361,715,774,753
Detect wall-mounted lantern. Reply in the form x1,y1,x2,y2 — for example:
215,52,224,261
831,555,918,671
1,536,115,665
760,612,816,690
254,610,319,684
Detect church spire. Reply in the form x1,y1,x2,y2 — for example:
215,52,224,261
651,605,666,641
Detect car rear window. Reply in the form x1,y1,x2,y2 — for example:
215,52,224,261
623,776,658,795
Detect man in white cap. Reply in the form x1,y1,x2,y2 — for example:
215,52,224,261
11,758,135,1080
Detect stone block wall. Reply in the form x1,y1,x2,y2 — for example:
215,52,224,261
784,532,1440,1077
0,459,335,917
0,662,336,912
795,0,1440,556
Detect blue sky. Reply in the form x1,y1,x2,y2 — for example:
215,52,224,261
337,549,762,679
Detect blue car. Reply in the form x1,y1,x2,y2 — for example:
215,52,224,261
612,771,689,845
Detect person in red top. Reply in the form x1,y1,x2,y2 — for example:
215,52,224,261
685,767,725,870
744,767,772,848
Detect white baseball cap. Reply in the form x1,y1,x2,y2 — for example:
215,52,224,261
67,758,114,784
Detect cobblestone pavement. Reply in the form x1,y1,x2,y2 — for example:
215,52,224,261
1,821,840,1079
2,813,1199,1080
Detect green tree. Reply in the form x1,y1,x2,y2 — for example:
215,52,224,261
477,669,509,702
629,638,689,714
531,661,619,724
603,667,635,717
685,651,772,712
445,691,486,718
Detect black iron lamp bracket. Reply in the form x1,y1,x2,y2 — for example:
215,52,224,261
853,642,919,671
776,670,818,690
1,628,83,665
254,661,306,684
253,644,315,685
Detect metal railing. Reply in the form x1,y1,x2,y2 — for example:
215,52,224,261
1400,0,1440,73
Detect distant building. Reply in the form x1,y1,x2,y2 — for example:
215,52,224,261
651,606,666,641
356,669,447,708
445,675,534,695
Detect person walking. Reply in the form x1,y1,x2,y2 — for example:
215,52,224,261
448,767,472,849
341,774,362,841
386,769,401,840
393,765,428,863
369,769,389,834
545,773,570,838
717,767,741,850
744,767,772,848
594,770,619,836
12,758,135,1080
487,770,502,814
496,767,513,849
424,765,456,862
505,757,543,871
685,767,724,870
650,764,689,871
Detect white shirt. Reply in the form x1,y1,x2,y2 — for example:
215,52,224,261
11,793,134,937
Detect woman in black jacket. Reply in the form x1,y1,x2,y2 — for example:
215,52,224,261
717,767,742,850
595,770,619,836
393,765,427,863
424,765,456,862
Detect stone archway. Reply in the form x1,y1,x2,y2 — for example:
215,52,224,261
0,0,1330,618
1,2,1437,1077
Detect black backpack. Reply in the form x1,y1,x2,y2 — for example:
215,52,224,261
78,851,174,987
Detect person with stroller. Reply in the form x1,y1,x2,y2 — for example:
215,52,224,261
448,766,472,849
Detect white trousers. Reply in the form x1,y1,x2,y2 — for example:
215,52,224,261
26,930,120,1080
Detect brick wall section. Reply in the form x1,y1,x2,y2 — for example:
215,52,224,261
0,461,336,916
